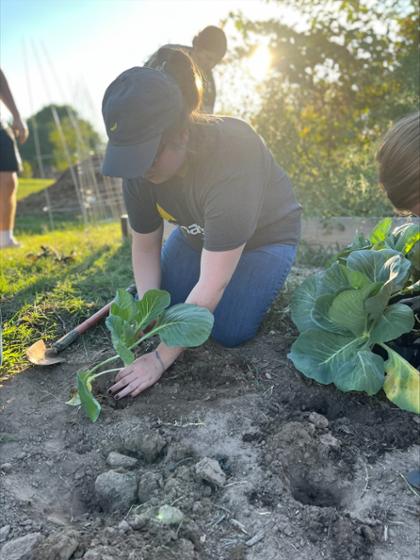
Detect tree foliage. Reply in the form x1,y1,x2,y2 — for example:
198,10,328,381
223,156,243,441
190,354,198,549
20,104,101,176
229,0,418,216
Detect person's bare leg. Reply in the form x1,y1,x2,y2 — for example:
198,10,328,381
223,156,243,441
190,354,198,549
0,171,20,248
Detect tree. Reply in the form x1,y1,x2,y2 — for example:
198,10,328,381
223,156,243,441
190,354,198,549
20,105,101,176
227,0,418,216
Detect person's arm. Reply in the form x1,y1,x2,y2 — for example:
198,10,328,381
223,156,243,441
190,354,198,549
0,69,28,144
155,244,245,366
131,225,163,298
109,244,245,398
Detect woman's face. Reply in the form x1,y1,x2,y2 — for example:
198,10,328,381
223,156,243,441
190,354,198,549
145,131,188,184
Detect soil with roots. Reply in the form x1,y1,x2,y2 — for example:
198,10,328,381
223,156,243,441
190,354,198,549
1,276,419,560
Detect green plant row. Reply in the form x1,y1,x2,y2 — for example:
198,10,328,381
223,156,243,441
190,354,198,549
289,219,420,413
67,289,214,422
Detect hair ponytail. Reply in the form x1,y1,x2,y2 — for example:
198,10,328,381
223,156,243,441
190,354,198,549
147,47,203,118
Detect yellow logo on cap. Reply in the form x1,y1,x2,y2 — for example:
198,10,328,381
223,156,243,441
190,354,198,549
110,122,118,132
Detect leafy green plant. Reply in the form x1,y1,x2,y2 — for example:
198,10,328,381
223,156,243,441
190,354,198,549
289,219,420,413
67,289,214,422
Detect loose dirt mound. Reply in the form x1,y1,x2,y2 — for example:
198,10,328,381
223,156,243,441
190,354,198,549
18,158,124,219
0,314,419,559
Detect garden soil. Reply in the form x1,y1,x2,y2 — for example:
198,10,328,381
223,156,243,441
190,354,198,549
1,270,419,560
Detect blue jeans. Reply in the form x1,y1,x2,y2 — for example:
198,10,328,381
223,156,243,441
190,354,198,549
160,227,297,347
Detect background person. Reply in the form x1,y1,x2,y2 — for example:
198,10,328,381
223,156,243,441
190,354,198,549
145,25,227,113
0,68,29,249
101,48,302,400
376,111,420,217
377,111,420,490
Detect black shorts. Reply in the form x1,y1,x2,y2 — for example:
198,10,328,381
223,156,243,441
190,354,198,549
0,126,22,173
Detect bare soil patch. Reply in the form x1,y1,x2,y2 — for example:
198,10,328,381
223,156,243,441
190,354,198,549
1,305,419,559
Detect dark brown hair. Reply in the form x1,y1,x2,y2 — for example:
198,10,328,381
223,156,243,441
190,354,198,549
147,47,203,125
146,47,216,157
193,26,227,61
377,112,420,213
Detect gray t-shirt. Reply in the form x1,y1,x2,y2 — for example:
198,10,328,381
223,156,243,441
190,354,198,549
123,117,302,252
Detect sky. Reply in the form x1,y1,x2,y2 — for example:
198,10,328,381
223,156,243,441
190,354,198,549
0,0,289,137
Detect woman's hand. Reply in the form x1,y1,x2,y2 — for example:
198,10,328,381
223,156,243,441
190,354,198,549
108,351,165,399
13,116,29,144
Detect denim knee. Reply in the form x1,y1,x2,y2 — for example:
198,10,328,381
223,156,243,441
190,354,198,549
211,327,255,348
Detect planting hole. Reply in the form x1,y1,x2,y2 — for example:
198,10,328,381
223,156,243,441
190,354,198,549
292,478,343,508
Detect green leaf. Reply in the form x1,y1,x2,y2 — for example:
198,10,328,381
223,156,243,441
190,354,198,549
332,231,371,263
383,346,420,414
347,249,404,284
405,234,420,255
328,288,369,336
321,262,370,292
134,289,171,332
291,263,370,333
369,217,393,247
77,371,101,422
370,303,415,343
334,350,385,395
106,315,138,363
66,391,81,407
312,294,350,333
157,304,214,347
106,290,171,361
348,251,412,319
408,241,420,271
110,289,137,321
115,341,135,366
288,329,368,385
290,272,325,331
387,223,419,254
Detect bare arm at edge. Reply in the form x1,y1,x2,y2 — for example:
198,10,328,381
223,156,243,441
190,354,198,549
131,224,163,298
0,69,28,144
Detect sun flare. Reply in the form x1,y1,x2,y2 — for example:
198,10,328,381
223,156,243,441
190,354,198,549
246,45,271,81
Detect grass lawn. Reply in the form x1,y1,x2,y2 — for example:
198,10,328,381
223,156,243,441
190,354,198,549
0,222,132,381
17,178,55,201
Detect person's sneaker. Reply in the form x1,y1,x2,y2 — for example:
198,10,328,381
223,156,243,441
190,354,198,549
0,237,21,249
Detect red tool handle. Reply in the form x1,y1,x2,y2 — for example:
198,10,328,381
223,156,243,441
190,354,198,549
51,285,136,353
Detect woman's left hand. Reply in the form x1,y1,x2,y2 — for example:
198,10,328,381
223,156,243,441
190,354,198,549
108,351,165,399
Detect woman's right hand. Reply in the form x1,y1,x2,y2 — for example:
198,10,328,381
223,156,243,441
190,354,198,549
108,351,165,400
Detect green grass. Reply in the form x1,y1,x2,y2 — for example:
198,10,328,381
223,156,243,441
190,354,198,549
0,222,132,380
17,178,55,201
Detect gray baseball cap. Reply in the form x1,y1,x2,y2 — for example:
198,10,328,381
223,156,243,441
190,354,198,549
102,66,184,178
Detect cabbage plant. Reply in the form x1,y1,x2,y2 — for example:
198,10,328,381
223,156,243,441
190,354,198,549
289,219,420,413
68,289,214,421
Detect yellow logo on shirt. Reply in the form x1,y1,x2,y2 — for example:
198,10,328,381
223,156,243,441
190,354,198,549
156,203,176,222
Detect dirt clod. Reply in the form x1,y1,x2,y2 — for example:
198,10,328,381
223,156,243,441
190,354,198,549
138,471,163,503
0,532,43,560
33,530,80,560
106,452,138,469
123,428,166,463
95,471,137,513
195,457,226,487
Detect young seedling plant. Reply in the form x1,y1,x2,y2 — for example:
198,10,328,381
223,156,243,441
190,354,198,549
289,219,420,413
67,289,214,422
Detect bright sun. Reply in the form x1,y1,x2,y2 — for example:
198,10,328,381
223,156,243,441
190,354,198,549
246,45,272,81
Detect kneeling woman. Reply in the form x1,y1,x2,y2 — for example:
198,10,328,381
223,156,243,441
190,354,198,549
102,48,302,399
